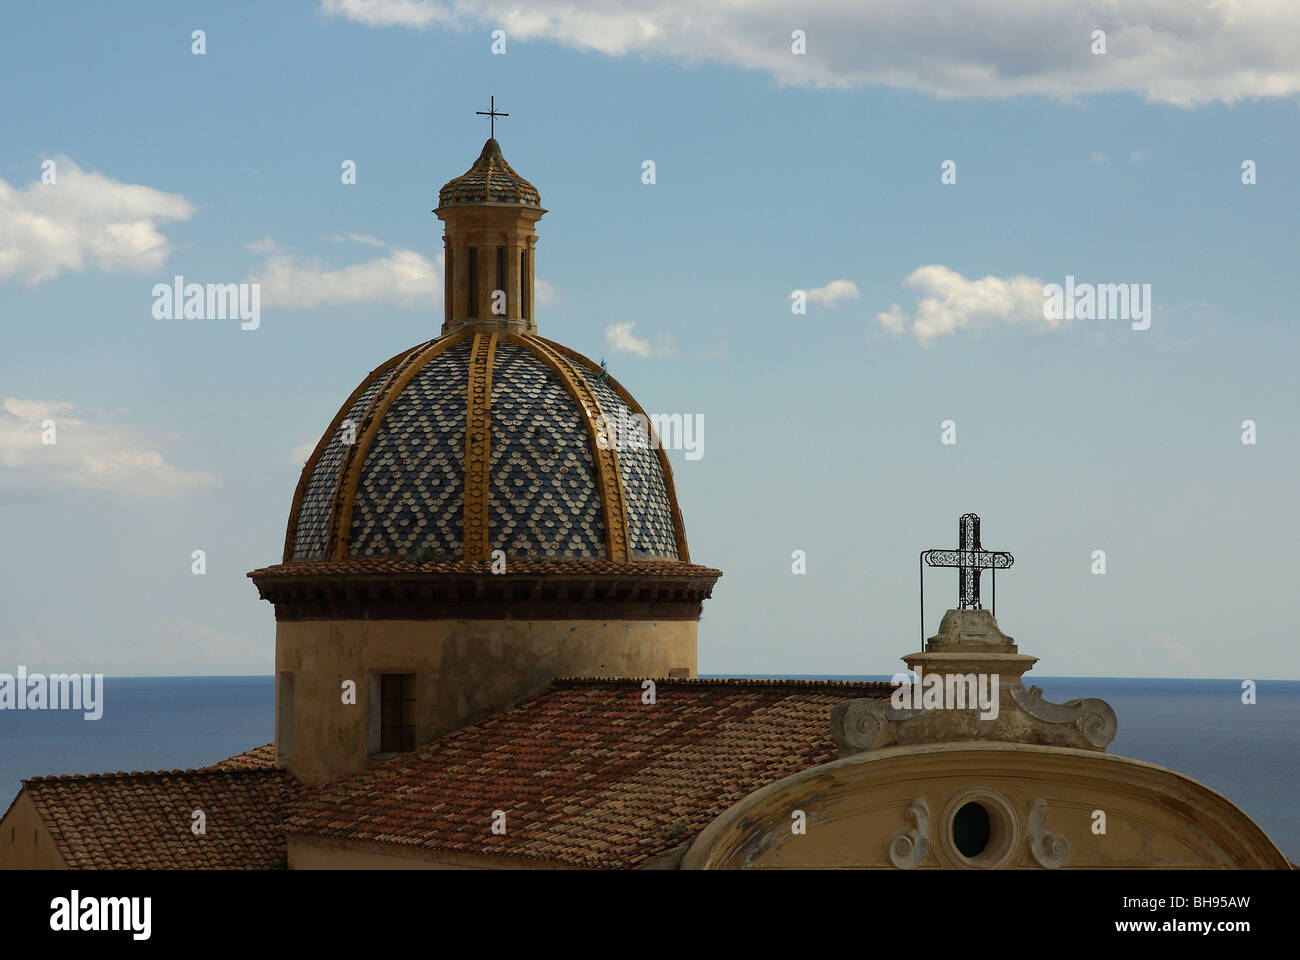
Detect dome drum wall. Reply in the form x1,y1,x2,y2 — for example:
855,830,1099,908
272,616,700,785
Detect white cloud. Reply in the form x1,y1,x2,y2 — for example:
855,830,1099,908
875,264,1053,344
1129,151,1147,165
135,618,268,672
321,0,447,28
324,233,386,246
606,322,650,357
1148,633,1202,670
605,322,676,358
319,1,1300,106
535,278,560,307
805,278,860,307
0,619,268,675
1090,151,1111,165
250,239,552,314
0,398,219,499
250,246,439,308
289,440,316,465
0,156,194,285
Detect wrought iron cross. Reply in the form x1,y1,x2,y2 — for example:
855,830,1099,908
476,96,508,138
923,513,1013,610
918,513,1013,645
920,512,1008,608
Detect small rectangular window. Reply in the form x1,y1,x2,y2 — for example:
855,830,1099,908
444,248,453,322
495,246,506,315
520,250,529,321
380,673,416,752
277,672,294,758
467,248,479,319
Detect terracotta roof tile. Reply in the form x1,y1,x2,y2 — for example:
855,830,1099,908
438,138,541,207
206,743,276,771
24,767,299,870
283,677,892,868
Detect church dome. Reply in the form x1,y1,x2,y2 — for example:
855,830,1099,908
438,137,541,207
253,127,717,782
283,332,689,564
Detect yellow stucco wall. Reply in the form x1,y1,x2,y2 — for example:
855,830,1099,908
276,618,697,783
682,742,1292,869
0,791,68,869
288,835,563,869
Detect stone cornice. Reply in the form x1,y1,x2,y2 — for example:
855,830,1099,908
248,559,721,622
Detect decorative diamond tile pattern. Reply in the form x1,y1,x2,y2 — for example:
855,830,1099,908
348,340,472,558
288,337,689,563
488,340,606,557
580,369,680,559
291,367,399,560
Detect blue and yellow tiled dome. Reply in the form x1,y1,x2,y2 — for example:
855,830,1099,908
284,332,689,563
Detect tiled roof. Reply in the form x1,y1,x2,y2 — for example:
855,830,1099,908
283,677,893,868
280,333,696,566
206,743,276,771
438,137,541,207
23,768,299,870
250,557,722,579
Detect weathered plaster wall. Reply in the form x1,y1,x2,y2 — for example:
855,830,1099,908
683,742,1292,870
276,618,696,783
288,836,563,869
0,792,68,869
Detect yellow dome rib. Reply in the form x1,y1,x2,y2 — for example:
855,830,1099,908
462,331,498,561
328,331,469,559
539,337,691,563
514,334,631,562
281,345,417,563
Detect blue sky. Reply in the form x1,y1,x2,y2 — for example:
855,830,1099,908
2,1,1298,679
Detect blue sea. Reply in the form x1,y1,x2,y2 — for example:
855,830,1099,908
1,676,1295,861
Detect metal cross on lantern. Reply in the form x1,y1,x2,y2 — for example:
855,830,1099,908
476,96,509,138
918,513,1014,644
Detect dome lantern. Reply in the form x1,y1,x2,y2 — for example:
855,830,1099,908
435,129,545,337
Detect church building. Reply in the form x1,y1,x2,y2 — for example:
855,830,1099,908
0,135,1290,870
